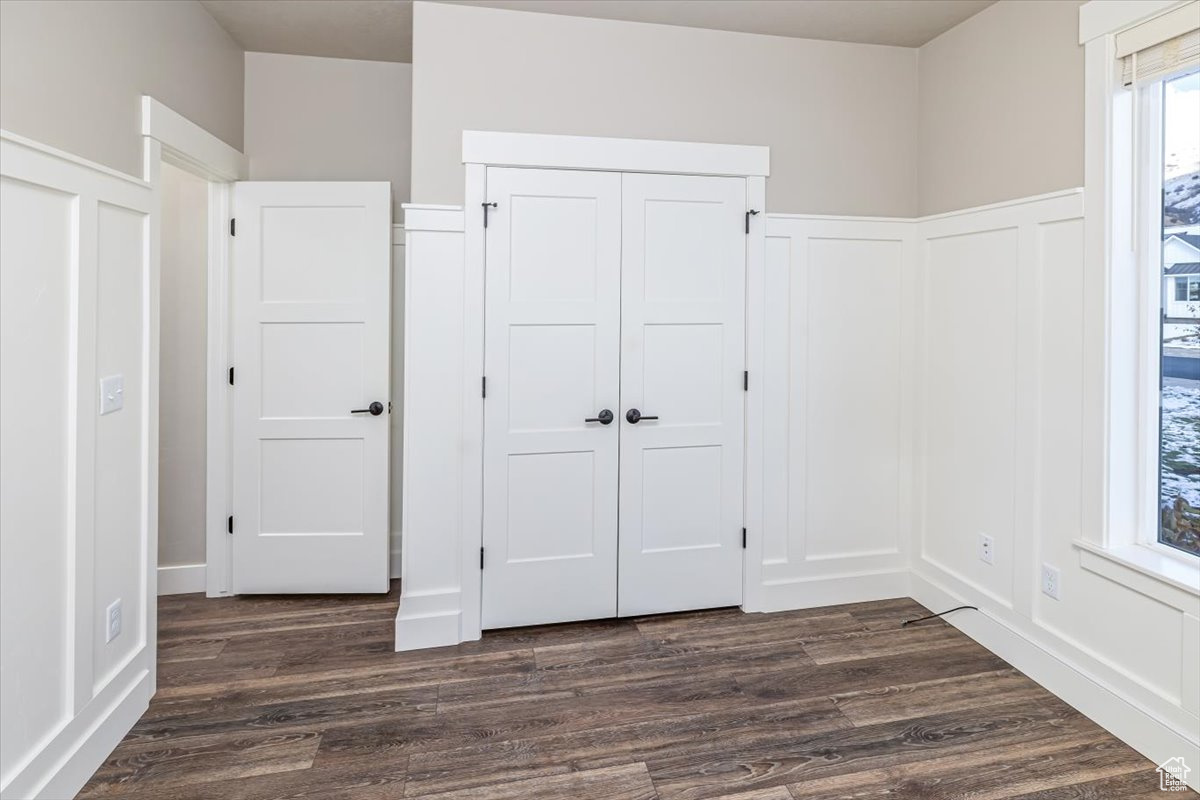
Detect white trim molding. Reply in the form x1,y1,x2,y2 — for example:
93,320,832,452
1079,0,1188,44
462,131,770,177
1074,540,1200,608
141,96,246,182
395,589,463,651
140,96,246,600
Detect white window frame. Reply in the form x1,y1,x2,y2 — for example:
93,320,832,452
1130,73,1199,560
1078,0,1200,599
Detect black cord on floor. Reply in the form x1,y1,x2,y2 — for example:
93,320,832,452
901,605,979,627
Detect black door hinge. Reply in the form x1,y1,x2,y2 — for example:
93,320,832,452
742,528,747,548
230,218,236,237
227,515,234,534
481,376,487,398
228,366,235,386
480,547,485,569
745,209,759,234
743,370,748,391
482,202,497,228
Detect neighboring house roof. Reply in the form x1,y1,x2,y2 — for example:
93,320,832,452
1166,262,1200,276
1167,233,1200,252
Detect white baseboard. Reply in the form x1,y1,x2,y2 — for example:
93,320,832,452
394,588,462,651
754,569,911,613
911,568,1200,792
2,668,150,800
157,563,206,596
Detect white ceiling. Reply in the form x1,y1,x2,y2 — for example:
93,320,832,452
199,0,997,63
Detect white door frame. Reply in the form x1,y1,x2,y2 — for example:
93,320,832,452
460,131,770,641
140,96,247,600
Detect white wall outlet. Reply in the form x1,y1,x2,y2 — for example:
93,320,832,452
1042,564,1061,600
978,533,994,565
105,598,122,643
99,374,124,415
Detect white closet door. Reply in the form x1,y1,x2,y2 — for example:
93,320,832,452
618,173,746,616
481,168,621,628
231,182,391,594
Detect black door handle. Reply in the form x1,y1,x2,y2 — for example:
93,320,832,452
585,409,614,425
351,401,385,416
625,408,658,424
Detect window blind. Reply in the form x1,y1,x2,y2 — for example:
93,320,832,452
1118,2,1200,86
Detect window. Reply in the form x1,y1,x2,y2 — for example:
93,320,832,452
1174,276,1200,301
1079,0,1200,591
1154,70,1199,557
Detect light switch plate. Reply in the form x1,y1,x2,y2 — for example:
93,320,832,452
99,374,123,415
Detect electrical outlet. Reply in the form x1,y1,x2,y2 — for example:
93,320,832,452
978,534,994,565
1041,564,1061,600
106,599,122,643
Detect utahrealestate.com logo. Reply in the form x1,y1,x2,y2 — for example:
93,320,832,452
1156,757,1191,792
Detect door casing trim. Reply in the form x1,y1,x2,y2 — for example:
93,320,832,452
141,96,247,600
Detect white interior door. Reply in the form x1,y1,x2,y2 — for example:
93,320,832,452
618,173,746,616
231,182,390,593
481,167,621,628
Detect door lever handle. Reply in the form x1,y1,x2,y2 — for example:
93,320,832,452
351,401,385,416
585,409,614,425
625,408,658,424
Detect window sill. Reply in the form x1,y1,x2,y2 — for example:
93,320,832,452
1073,539,1200,611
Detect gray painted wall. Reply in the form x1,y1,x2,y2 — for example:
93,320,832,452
0,0,243,178
410,1,920,217
244,52,412,221
917,0,1086,215
158,163,210,568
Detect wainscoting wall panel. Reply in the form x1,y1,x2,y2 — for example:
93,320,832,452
757,216,917,610
395,186,1197,791
910,189,1200,788
0,132,155,800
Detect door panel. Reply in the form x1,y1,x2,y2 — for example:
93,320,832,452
232,182,390,593
482,168,621,629
618,173,746,617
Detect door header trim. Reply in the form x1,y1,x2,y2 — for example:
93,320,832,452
462,131,769,178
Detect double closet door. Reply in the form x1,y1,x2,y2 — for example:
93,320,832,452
481,167,746,629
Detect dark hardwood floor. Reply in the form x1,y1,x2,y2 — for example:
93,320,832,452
77,583,1185,799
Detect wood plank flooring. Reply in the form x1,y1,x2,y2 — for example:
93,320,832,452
77,584,1186,799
